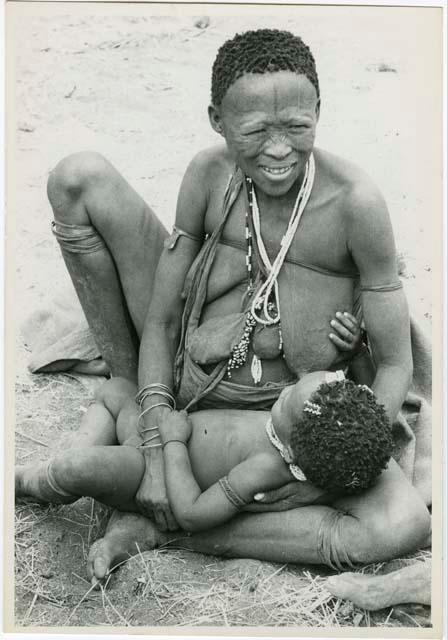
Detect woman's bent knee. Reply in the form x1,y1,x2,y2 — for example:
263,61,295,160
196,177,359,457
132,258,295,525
47,151,111,217
350,500,431,565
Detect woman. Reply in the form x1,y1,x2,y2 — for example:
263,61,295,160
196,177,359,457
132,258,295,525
46,29,430,581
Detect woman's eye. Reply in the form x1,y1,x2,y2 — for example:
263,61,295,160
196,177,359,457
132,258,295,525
246,129,266,136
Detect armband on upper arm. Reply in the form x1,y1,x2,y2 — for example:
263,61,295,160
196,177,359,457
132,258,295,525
360,280,403,293
165,226,203,250
218,476,249,509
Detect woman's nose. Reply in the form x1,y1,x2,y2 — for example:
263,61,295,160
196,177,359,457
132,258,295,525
264,135,293,160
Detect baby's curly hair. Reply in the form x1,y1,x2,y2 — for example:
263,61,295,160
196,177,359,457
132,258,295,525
290,380,393,494
211,29,320,107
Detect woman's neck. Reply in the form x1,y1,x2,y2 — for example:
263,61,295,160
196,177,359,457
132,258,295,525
255,172,306,224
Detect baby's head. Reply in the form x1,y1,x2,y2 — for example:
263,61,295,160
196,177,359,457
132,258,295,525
271,372,393,494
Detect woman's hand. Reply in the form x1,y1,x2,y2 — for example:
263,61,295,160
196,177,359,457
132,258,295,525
243,481,328,512
329,311,364,359
159,410,192,445
135,448,179,531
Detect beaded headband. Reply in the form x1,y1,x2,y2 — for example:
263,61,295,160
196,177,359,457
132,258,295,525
303,371,374,418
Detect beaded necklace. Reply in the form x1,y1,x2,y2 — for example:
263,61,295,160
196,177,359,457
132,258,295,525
227,155,315,383
265,416,307,481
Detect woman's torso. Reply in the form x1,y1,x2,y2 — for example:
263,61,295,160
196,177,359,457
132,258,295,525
192,146,359,384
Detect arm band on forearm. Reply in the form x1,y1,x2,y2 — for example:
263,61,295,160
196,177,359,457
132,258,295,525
218,476,249,509
360,281,403,293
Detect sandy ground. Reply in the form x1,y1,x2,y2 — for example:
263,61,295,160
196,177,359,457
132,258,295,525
9,6,438,630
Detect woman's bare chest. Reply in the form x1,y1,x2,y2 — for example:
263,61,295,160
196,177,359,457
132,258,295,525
203,188,355,306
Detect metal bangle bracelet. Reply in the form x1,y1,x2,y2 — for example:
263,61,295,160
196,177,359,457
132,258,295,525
138,390,176,409
135,383,173,404
138,442,163,450
162,439,187,451
138,403,172,429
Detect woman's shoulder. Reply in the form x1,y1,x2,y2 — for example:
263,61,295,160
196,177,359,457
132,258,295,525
314,148,384,200
188,144,235,184
314,148,387,225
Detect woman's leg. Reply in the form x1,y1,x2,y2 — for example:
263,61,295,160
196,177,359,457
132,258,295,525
85,459,431,580
325,559,431,610
47,151,168,380
16,446,145,510
178,460,430,566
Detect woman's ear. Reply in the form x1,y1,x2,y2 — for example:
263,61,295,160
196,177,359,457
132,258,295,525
208,104,224,136
315,98,321,122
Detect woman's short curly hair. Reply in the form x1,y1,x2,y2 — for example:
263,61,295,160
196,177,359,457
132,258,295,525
290,380,393,494
211,29,320,107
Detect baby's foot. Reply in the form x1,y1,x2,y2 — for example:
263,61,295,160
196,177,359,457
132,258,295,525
87,513,165,583
326,562,431,610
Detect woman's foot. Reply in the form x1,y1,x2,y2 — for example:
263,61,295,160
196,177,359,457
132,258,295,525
86,511,165,583
326,561,431,610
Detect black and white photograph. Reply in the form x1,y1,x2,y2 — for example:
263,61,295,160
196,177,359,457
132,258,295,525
6,1,442,633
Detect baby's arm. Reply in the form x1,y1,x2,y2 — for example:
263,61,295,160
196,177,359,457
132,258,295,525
159,411,282,532
329,312,376,386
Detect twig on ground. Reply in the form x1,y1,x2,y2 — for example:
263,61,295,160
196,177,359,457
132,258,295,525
65,582,98,624
15,430,49,448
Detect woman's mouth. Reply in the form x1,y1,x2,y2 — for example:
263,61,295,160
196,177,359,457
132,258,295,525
259,163,296,179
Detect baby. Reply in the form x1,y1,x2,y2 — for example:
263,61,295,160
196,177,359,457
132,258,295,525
16,323,392,533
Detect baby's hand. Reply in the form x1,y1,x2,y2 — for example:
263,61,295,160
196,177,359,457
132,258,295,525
329,311,363,354
159,410,192,444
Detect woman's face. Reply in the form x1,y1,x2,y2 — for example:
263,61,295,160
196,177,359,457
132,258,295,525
209,71,319,198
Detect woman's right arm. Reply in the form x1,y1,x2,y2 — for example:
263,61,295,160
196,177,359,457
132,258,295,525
132,151,211,530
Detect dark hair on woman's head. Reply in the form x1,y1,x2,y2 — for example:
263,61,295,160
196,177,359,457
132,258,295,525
211,29,320,107
290,380,392,494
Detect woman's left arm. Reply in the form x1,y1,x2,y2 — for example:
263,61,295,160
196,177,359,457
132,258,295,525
346,180,412,423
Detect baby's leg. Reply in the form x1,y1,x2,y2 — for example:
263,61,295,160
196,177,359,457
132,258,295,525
16,446,144,511
67,377,137,448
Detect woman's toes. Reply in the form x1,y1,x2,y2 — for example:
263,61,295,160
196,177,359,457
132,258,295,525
326,573,359,600
87,539,113,581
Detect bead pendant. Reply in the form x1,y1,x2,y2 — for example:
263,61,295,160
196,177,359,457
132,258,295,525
251,354,263,385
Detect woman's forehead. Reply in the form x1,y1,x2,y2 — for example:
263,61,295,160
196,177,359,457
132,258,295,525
220,71,318,115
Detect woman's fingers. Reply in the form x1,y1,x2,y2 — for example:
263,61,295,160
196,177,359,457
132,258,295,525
336,311,356,330
330,318,354,342
341,311,358,326
254,482,300,503
164,508,179,532
153,506,169,531
329,332,351,351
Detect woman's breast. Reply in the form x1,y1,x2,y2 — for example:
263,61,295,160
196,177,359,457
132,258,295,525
205,244,248,305
197,243,357,379
278,264,356,375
